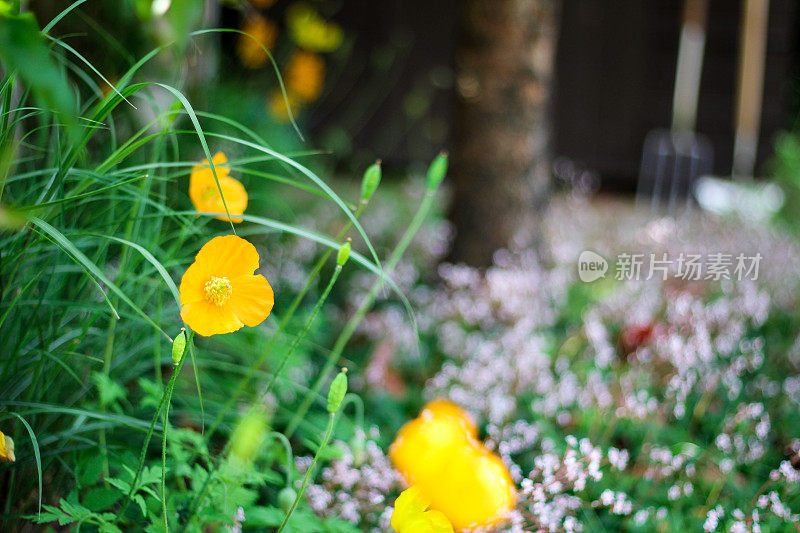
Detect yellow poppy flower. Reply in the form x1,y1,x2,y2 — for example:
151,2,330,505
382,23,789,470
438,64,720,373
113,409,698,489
189,152,248,223
285,50,325,103
391,486,453,533
390,407,475,488
390,400,516,530
179,235,274,337
237,15,278,69
0,430,15,462
286,3,343,53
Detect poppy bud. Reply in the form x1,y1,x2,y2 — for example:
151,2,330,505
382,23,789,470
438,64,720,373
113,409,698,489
327,368,348,414
426,152,448,191
278,487,297,514
360,161,381,202
171,328,186,365
337,240,351,267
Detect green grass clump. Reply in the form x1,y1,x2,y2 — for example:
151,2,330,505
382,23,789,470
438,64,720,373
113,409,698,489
0,4,437,531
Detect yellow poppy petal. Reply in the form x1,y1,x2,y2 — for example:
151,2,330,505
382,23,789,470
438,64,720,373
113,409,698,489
201,176,248,222
194,235,260,279
391,486,430,531
425,510,454,533
211,151,227,165
190,152,230,185
423,398,478,438
181,300,243,337
389,413,472,487
430,444,516,530
228,274,274,327
179,260,212,306
404,517,435,533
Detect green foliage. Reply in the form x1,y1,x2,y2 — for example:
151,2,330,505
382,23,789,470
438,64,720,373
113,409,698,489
771,131,800,234
0,8,78,138
0,4,440,531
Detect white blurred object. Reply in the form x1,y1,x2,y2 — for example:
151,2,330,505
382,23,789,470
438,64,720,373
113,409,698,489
694,176,783,221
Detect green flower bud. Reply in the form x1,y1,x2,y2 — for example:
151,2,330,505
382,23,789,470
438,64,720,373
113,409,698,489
337,240,351,267
278,487,297,514
360,160,381,202
326,368,348,414
171,329,186,365
426,152,448,191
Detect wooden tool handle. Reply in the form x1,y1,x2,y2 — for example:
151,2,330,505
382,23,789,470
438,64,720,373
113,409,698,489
672,0,709,133
733,0,769,177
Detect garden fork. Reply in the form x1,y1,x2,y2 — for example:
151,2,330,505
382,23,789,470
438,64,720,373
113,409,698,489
637,0,713,213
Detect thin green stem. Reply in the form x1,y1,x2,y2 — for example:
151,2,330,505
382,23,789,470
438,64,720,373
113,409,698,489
261,264,342,400
161,369,176,532
285,189,437,438
204,203,366,440
267,431,295,487
177,264,344,528
115,334,193,524
277,413,336,533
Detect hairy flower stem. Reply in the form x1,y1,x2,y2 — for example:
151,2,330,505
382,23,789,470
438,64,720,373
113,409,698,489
285,188,438,438
262,264,342,400
115,334,193,524
277,412,337,533
205,203,366,440
161,368,177,532
178,264,345,529
268,431,295,486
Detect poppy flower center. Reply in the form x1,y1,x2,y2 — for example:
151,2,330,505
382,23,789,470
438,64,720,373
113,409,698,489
201,186,219,202
204,276,232,305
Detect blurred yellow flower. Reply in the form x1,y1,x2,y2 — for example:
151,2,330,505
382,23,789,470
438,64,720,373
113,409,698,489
285,50,325,103
423,398,478,438
0,430,14,462
389,400,516,530
391,486,453,533
267,89,301,124
229,407,268,464
189,151,248,223
237,15,278,69
286,2,343,53
179,235,274,337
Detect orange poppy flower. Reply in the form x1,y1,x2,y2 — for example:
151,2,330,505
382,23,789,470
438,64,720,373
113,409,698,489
189,152,248,223
237,14,278,69
285,50,325,103
267,89,301,124
179,235,274,337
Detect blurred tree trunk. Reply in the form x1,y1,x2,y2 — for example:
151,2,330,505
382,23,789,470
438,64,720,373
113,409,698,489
449,0,560,266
